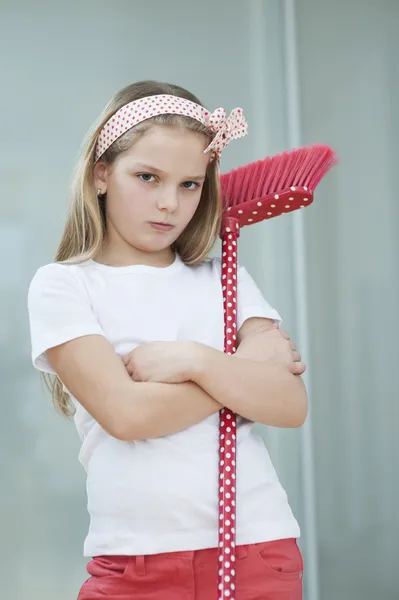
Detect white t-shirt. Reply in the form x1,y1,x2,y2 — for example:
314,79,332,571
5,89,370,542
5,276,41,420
28,254,300,556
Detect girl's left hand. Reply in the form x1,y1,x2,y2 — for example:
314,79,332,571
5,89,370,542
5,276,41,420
123,341,203,384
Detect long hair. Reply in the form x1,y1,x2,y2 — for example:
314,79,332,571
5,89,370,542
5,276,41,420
45,80,222,416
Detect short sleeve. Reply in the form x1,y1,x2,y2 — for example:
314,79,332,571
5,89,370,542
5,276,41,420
237,265,282,330
28,263,105,374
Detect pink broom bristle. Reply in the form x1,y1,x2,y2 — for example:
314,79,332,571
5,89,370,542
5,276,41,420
221,144,337,210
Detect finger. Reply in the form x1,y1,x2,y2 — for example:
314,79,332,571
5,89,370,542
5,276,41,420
279,330,291,340
125,362,134,376
133,374,146,382
288,361,306,375
122,354,130,366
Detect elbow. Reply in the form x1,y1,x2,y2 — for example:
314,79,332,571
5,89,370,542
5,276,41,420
100,388,147,441
260,373,308,429
289,407,308,429
108,409,148,441
101,412,135,441
288,377,308,428
107,417,146,441
108,421,137,441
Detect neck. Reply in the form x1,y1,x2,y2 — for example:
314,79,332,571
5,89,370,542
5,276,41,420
96,239,175,269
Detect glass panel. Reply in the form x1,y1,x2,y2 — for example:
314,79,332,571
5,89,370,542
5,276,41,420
297,1,399,598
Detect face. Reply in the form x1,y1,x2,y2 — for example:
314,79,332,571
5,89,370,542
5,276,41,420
94,124,210,264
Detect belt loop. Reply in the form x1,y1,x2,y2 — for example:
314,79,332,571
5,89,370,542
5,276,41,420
136,555,146,576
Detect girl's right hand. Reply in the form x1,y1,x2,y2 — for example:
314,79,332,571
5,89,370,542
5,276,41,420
236,324,306,375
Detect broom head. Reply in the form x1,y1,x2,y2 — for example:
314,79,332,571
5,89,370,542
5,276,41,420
220,144,337,229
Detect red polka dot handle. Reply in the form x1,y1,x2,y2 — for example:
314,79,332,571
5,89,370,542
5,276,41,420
217,216,240,600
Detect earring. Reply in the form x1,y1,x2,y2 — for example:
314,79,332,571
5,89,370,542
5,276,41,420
97,189,103,198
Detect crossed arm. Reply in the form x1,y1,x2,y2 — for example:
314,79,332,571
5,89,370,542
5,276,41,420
46,318,308,441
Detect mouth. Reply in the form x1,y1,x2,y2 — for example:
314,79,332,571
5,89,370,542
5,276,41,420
149,222,175,232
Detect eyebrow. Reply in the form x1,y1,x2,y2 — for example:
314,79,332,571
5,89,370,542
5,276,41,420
134,162,206,181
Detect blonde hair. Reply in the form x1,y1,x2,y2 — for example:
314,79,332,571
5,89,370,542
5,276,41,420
45,80,222,416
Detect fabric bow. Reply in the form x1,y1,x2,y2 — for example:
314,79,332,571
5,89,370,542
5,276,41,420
205,107,248,158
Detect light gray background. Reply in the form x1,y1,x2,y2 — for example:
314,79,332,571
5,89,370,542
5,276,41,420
1,1,397,599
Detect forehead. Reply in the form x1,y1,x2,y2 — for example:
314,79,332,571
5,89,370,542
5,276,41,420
120,124,210,174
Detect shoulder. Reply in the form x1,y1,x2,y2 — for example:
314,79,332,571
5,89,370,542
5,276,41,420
197,256,249,279
203,255,282,325
202,256,222,273
190,257,259,298
184,256,221,278
189,256,256,288
28,261,89,300
31,259,83,276
195,256,236,273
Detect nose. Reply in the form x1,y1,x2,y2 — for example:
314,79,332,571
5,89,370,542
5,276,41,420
156,187,179,213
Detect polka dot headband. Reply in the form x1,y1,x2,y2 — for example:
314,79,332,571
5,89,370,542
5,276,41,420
95,94,248,162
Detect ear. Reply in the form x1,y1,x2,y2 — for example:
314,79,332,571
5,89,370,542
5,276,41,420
93,161,109,194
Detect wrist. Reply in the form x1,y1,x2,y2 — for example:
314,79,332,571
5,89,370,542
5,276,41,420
187,342,215,383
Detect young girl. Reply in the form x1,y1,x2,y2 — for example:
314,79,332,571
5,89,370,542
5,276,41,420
28,80,307,600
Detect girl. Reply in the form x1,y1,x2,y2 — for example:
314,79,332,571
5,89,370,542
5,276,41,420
28,80,307,600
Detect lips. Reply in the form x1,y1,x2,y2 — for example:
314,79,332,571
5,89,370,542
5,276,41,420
150,222,175,232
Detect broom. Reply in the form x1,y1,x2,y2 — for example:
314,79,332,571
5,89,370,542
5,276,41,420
215,143,337,600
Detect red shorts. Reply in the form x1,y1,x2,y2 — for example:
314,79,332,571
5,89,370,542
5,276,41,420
78,538,303,599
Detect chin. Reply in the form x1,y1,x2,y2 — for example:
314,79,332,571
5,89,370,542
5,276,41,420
131,238,175,254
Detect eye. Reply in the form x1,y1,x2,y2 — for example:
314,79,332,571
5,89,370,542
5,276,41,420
138,173,156,183
181,181,200,191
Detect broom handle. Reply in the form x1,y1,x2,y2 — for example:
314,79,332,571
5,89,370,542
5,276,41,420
217,225,239,599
